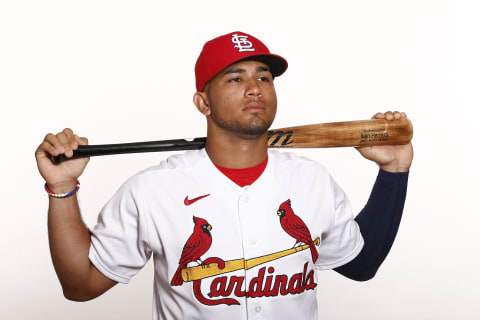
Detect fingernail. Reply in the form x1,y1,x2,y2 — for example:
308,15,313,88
59,146,65,153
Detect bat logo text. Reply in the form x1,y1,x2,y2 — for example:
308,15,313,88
268,130,294,147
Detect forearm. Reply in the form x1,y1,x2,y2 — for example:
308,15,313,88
334,169,409,281
47,186,92,295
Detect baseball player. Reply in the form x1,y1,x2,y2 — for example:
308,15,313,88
35,31,413,319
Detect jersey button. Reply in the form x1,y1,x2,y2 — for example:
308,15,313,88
255,306,262,313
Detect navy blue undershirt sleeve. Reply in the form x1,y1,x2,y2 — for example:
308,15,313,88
334,169,409,281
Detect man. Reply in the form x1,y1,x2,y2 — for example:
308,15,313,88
35,31,413,319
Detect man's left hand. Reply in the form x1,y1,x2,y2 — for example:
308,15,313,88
356,111,414,173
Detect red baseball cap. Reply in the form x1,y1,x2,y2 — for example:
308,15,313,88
195,31,288,91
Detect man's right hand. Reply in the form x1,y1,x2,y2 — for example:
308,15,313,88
35,128,90,193
36,128,118,300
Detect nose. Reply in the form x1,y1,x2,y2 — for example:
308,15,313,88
245,78,262,98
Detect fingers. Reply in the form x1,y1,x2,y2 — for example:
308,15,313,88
372,110,407,120
372,112,386,119
57,129,74,158
36,139,60,158
41,128,84,159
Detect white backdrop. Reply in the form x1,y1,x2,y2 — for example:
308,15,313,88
1,0,479,319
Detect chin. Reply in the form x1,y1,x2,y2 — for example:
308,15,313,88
237,118,272,136
210,110,274,136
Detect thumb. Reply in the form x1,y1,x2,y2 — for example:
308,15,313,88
75,135,88,146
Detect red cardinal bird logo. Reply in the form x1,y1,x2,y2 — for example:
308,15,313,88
171,216,213,286
277,199,319,263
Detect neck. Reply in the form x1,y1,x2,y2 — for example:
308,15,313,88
205,127,268,169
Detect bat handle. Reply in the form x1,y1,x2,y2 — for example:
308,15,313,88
52,154,73,164
51,146,91,164
51,154,64,164
51,138,207,164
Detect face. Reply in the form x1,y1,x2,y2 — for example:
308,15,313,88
197,60,277,137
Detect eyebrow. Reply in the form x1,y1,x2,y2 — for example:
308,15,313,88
256,66,270,73
223,66,271,76
223,68,245,76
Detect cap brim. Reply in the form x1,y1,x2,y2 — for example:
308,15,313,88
239,54,288,77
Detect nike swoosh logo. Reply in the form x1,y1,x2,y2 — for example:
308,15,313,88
184,194,210,206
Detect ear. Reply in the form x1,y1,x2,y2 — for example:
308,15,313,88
193,91,211,116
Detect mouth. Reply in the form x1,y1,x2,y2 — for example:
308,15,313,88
243,102,266,112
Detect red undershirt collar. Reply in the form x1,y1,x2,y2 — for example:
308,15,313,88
214,157,268,187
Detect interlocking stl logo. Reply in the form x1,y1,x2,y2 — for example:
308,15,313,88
231,34,255,52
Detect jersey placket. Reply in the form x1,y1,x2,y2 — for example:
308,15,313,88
198,149,278,318
236,185,270,318
232,159,278,319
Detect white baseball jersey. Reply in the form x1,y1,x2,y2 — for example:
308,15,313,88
89,149,364,320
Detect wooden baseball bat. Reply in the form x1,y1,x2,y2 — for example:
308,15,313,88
52,118,413,163
181,237,321,282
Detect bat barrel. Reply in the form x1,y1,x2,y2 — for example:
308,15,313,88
268,118,413,148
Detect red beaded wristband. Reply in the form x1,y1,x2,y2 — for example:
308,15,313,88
44,181,80,198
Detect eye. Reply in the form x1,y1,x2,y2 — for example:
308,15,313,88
228,77,241,83
258,76,270,82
